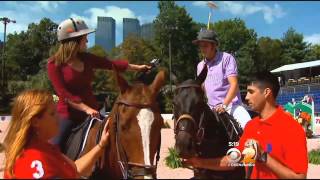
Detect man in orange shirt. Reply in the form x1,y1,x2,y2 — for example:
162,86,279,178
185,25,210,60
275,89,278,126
183,71,308,179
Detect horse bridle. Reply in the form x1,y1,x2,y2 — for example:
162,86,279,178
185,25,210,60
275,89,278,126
114,99,161,179
174,84,206,145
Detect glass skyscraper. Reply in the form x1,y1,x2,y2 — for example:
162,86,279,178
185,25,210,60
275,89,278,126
140,23,155,41
123,18,140,41
95,16,115,52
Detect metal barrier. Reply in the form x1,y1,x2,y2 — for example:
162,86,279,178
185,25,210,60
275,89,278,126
280,83,320,95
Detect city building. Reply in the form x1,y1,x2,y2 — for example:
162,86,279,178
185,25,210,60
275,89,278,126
95,16,115,52
140,23,155,41
123,18,140,41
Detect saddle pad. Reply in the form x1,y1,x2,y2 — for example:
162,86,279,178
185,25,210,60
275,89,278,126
64,116,104,160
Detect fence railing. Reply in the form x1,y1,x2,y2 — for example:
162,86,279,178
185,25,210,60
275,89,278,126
280,83,320,95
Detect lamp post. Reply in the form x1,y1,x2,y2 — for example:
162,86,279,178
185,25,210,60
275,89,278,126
166,25,178,93
207,1,218,30
159,15,178,93
0,17,16,94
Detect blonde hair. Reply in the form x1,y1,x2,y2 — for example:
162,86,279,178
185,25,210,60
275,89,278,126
4,89,53,178
53,36,83,66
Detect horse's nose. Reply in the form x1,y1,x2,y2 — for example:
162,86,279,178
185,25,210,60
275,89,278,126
175,145,182,155
175,137,194,158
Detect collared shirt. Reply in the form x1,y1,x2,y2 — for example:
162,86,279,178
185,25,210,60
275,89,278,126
197,51,242,109
4,139,79,179
237,106,308,179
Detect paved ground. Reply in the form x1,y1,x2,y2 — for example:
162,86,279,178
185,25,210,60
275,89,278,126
1,118,319,179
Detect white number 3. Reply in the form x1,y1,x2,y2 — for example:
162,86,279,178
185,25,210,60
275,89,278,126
31,160,44,179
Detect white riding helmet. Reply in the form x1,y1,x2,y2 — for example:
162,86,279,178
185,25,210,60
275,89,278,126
57,18,95,41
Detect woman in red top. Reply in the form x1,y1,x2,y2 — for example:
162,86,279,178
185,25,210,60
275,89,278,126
4,89,110,179
47,18,151,148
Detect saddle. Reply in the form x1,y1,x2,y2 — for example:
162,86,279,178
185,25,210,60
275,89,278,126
63,115,104,160
215,111,244,142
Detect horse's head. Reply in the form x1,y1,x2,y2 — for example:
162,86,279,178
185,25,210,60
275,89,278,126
173,65,208,159
111,70,166,179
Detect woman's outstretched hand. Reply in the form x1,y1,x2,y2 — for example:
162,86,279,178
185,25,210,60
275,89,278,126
128,64,152,72
98,118,110,148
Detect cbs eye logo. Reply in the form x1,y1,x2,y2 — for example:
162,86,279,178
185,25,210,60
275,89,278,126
226,148,242,163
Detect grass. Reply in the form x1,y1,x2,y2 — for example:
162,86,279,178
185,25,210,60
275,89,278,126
308,149,320,165
165,147,183,169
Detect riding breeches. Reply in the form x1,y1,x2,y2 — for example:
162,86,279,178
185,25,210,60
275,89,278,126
227,104,251,129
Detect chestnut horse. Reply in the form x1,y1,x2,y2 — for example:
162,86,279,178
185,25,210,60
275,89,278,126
79,70,166,179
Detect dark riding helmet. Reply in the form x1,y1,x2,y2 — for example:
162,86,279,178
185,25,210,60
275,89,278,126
192,29,219,46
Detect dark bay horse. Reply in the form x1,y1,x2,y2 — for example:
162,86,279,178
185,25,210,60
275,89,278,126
173,66,245,179
77,70,166,179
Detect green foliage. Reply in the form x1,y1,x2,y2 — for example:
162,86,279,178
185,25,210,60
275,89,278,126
308,149,320,164
305,44,320,61
87,45,117,94
1,18,58,114
5,18,58,80
281,27,309,63
7,80,31,95
88,44,108,57
165,147,183,169
154,1,199,82
109,45,123,59
6,58,54,95
213,18,257,54
120,35,158,83
121,34,157,64
255,37,283,72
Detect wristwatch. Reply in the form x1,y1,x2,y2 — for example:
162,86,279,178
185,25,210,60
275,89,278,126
221,104,227,110
258,151,268,163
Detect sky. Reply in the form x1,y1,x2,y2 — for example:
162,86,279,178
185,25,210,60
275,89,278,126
1,1,320,48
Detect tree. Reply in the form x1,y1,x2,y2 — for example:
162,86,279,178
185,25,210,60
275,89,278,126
5,31,34,80
28,59,54,92
305,44,320,61
120,35,159,82
5,18,58,80
281,27,309,63
154,1,199,82
236,37,258,90
87,45,117,94
255,37,283,72
88,44,108,57
213,18,257,55
109,45,123,59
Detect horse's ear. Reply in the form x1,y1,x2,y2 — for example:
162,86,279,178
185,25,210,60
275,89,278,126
150,70,166,96
196,64,208,84
113,69,129,94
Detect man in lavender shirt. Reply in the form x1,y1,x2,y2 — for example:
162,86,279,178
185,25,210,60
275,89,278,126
193,29,251,129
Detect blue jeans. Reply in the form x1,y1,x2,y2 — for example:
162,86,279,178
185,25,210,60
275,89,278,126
50,118,74,150
51,107,106,150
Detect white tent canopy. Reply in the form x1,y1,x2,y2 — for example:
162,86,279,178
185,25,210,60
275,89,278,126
271,60,320,73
